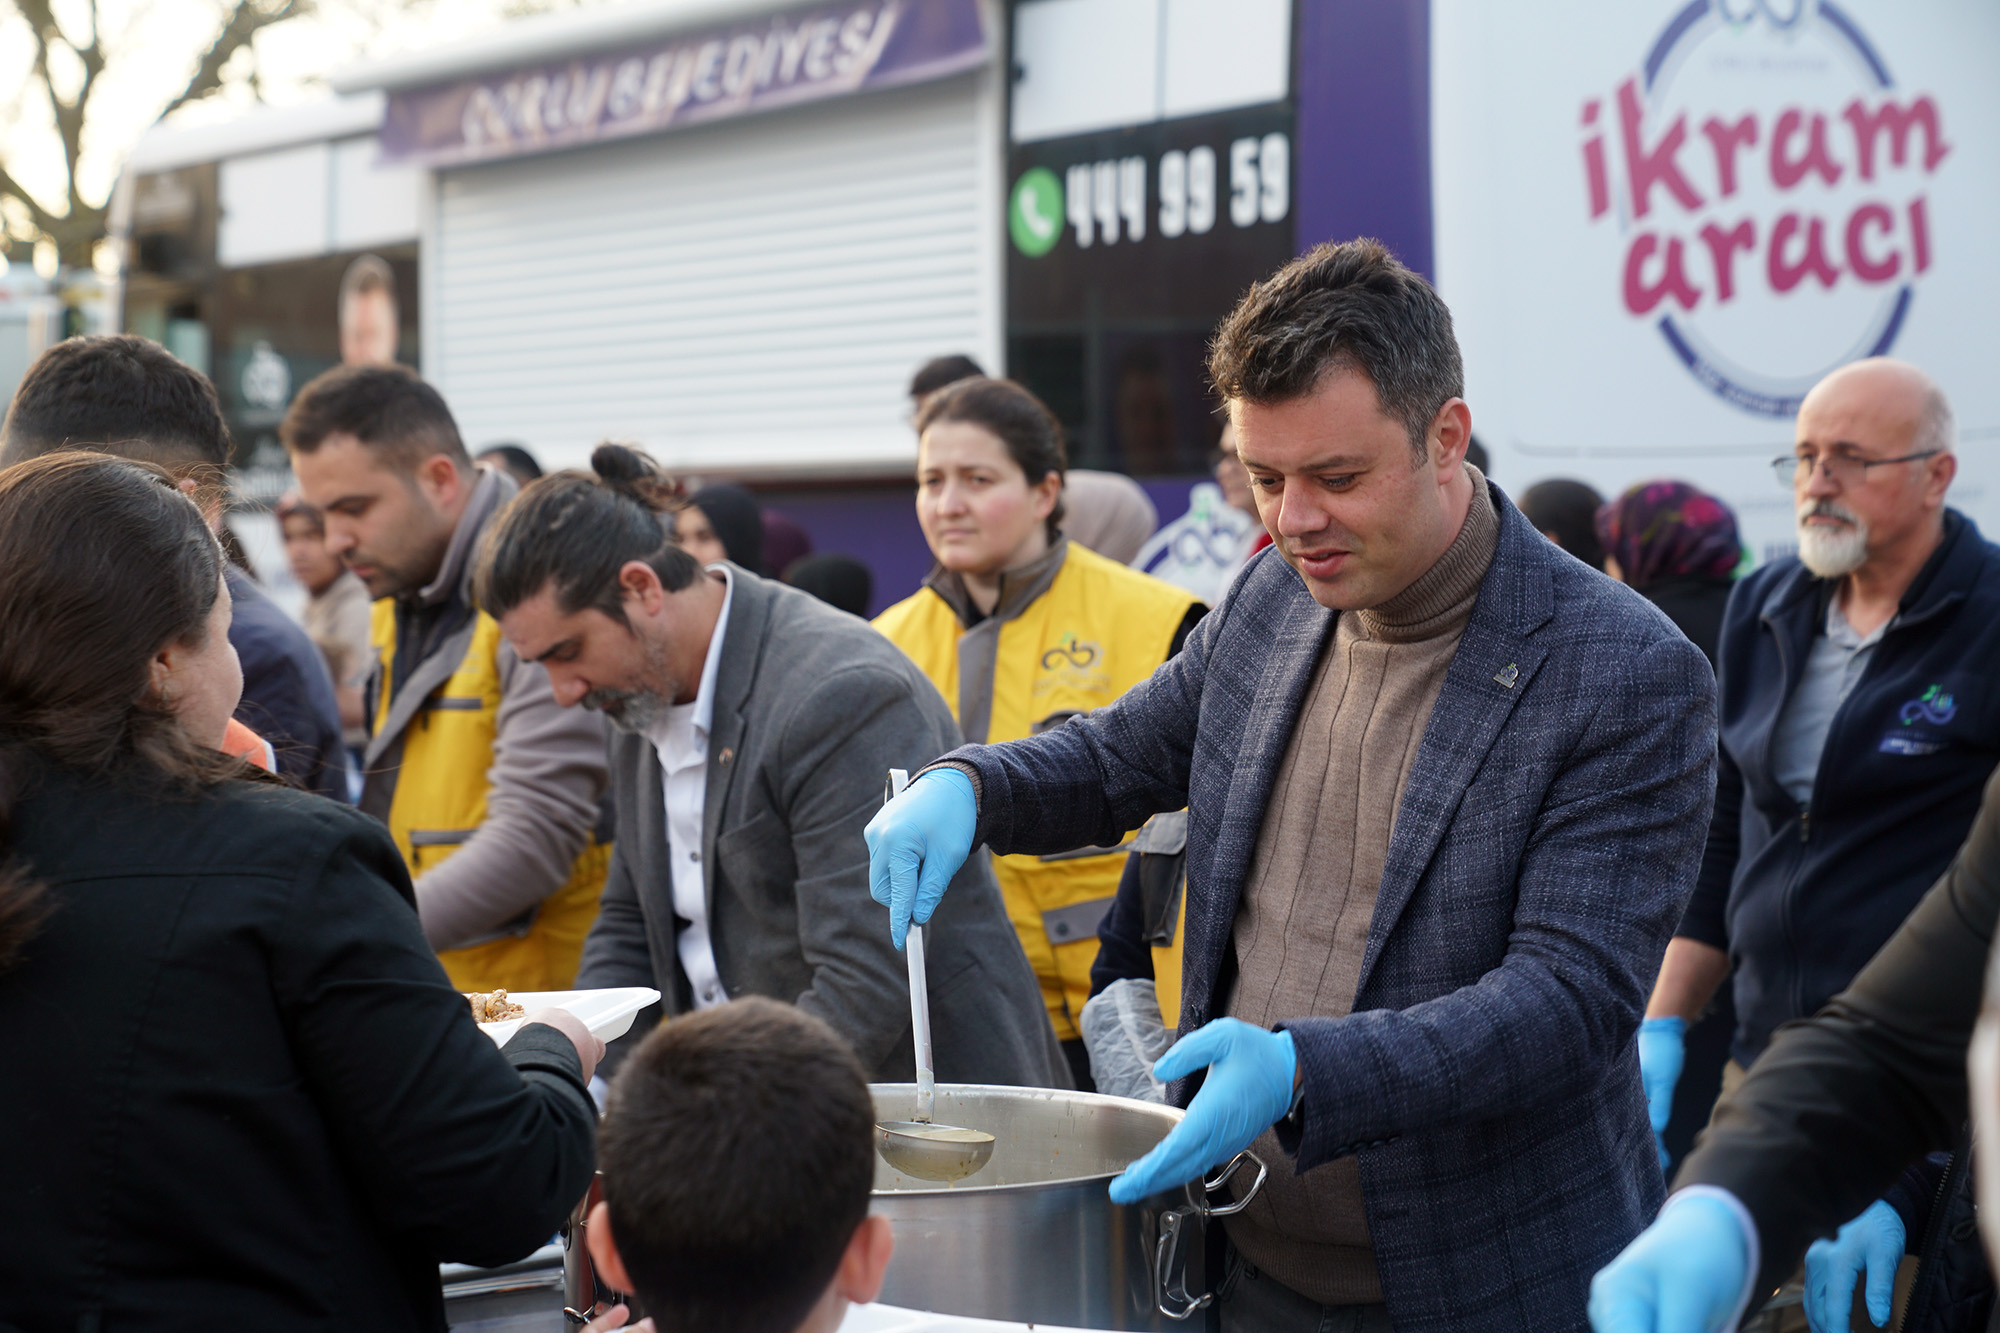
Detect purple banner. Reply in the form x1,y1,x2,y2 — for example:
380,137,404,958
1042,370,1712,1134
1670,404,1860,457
380,0,988,168
1293,0,1432,278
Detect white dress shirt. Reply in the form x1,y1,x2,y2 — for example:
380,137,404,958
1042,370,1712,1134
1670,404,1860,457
645,566,734,1010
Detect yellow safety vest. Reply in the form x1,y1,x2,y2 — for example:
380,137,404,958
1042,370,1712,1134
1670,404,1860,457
372,602,610,994
875,543,1199,1041
1157,897,1185,1025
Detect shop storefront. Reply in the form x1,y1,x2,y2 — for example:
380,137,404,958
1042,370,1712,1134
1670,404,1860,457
113,96,424,500
339,0,1000,479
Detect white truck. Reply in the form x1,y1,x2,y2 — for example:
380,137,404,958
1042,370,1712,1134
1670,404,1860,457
1433,0,1999,560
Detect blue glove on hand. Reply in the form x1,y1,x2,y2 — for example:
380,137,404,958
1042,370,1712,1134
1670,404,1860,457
1589,1191,1754,1333
1107,1019,1296,1206
865,767,977,950
1637,1017,1688,1172
1805,1199,1904,1333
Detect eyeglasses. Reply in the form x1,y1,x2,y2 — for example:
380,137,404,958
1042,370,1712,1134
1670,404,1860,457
1771,449,1943,488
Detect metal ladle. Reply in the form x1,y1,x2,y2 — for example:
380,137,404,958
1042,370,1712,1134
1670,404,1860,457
875,768,996,1183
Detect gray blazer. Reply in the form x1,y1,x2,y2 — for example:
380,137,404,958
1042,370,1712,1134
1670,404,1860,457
578,568,1066,1087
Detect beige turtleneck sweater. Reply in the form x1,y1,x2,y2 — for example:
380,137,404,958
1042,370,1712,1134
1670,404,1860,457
1222,468,1499,1305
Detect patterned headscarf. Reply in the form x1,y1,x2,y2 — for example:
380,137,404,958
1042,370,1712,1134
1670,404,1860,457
1594,481,1742,590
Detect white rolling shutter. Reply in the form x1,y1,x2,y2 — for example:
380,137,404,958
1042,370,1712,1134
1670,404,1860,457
429,73,996,475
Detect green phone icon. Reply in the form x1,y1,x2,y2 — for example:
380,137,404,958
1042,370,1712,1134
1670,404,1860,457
1010,168,1063,258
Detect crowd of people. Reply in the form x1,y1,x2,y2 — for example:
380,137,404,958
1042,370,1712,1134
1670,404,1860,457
0,232,1992,1333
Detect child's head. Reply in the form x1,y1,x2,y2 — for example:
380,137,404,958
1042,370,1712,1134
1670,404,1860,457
588,998,893,1333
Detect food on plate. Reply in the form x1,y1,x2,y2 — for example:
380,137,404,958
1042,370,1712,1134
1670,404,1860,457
467,989,526,1023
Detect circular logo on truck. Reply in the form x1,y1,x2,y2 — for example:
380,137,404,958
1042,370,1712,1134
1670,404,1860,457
1009,167,1064,258
1584,0,1951,417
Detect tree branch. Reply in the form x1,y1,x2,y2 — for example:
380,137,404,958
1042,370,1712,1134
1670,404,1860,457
0,0,312,266
159,0,314,122
0,160,60,237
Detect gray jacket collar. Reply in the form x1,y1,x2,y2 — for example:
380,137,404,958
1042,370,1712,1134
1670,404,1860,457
365,467,518,766
921,537,1071,629
694,565,780,919
611,571,771,956
411,465,517,611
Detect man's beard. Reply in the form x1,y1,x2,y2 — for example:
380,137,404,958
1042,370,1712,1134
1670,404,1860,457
1796,499,1869,578
581,628,679,734
346,549,414,599
583,685,671,734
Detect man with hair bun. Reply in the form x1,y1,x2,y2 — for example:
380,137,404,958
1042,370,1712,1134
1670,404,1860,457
867,238,1719,1331
476,444,1063,1088
284,364,612,994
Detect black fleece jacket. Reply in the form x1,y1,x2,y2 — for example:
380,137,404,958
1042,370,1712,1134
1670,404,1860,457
1685,510,2000,1065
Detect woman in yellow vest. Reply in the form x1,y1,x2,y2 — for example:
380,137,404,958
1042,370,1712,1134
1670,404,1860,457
874,377,1203,1085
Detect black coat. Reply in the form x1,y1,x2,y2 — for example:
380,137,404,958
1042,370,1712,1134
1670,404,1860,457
0,763,597,1332
1632,574,1734,1172
1637,575,1730,669
1678,760,2000,1302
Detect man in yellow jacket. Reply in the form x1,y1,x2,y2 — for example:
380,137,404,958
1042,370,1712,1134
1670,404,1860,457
286,365,611,993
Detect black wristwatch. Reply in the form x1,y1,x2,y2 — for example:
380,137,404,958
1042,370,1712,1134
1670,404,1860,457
1280,1081,1306,1134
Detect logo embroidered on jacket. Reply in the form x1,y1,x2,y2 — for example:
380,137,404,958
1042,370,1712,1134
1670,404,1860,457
1034,633,1111,700
1898,684,1957,727
1883,684,1958,755
1040,635,1102,670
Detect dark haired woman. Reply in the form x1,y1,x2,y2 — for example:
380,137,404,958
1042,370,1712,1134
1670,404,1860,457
0,453,600,1330
678,482,766,574
873,377,1204,1084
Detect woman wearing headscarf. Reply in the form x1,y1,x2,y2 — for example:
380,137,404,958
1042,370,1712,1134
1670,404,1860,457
1596,478,1743,1179
1594,479,1743,666
1061,469,1159,565
0,453,600,1330
873,378,1204,1087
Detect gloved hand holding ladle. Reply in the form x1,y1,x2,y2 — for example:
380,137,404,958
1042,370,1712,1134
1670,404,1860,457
872,768,996,1183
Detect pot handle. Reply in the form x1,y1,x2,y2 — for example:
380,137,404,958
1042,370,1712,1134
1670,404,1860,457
1152,1150,1269,1321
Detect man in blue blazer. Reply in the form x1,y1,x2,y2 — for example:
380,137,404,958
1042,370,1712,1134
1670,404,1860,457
868,239,1718,1333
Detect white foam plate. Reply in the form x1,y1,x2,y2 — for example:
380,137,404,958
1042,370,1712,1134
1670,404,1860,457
475,987,661,1046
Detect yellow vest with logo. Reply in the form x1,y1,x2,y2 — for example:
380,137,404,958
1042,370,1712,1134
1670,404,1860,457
372,601,611,995
875,543,1199,1040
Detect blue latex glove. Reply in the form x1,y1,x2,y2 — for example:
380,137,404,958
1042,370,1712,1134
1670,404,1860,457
864,767,977,949
1638,1016,1688,1172
1106,1019,1296,1205
1589,1191,1753,1333
1805,1199,1904,1332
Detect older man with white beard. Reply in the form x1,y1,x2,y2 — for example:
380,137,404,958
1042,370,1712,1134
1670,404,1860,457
1614,357,2000,1321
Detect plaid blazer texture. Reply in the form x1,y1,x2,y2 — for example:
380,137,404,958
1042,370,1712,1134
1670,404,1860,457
952,487,1719,1333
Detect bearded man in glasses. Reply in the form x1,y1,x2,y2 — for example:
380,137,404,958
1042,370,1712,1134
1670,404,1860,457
1621,357,2000,1329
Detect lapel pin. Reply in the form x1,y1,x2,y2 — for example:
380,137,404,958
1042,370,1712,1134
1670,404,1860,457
1493,663,1519,690
718,747,734,766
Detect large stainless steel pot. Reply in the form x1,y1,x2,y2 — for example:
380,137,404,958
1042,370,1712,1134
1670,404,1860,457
870,1083,1264,1330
